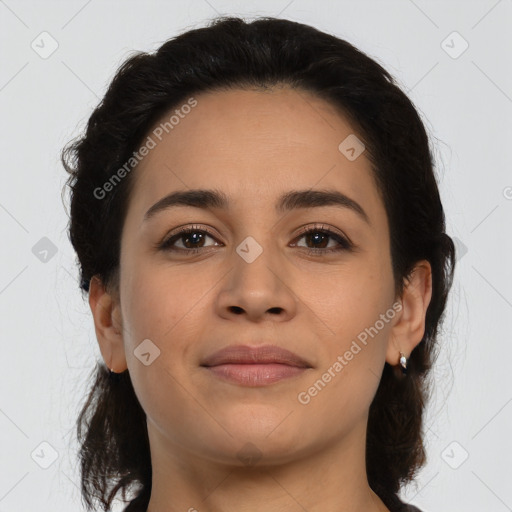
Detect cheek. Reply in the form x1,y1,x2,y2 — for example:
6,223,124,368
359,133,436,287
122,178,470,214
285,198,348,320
119,258,218,381
121,256,201,339
300,260,391,331
299,308,392,428
118,264,209,424
303,261,393,384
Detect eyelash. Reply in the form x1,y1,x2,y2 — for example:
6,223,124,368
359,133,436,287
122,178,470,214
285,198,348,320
156,223,354,257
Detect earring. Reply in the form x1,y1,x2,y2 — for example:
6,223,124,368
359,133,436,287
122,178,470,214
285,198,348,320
399,352,408,375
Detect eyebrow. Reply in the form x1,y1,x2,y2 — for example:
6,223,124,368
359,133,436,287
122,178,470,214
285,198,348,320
143,188,371,225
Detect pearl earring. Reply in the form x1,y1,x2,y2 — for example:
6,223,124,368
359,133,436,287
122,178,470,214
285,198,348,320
399,352,408,375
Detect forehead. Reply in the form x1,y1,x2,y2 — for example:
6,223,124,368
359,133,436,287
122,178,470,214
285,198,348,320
126,86,383,225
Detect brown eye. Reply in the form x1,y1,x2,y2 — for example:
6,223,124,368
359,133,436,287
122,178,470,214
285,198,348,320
158,226,221,254
291,225,353,255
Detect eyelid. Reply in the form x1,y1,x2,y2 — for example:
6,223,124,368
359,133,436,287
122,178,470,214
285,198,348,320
294,223,351,244
291,223,354,253
157,224,220,248
156,222,355,253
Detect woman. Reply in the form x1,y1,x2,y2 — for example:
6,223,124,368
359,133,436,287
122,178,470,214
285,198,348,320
62,15,455,512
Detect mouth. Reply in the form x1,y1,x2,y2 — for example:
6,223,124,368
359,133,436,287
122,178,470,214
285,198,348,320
200,344,311,387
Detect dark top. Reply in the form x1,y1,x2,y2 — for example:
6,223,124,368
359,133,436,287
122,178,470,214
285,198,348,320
382,491,423,512
123,488,423,511
397,504,422,512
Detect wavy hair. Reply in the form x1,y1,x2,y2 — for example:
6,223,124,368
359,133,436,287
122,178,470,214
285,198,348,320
62,15,456,511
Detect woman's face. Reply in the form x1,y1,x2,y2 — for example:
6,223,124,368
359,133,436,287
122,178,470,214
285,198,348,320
113,86,401,465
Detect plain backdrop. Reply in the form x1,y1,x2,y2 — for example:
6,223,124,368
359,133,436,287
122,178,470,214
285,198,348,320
1,1,511,511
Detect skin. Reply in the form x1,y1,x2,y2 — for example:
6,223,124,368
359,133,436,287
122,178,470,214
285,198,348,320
88,86,432,512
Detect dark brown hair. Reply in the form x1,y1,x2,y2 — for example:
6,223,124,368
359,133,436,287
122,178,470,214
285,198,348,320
62,15,456,511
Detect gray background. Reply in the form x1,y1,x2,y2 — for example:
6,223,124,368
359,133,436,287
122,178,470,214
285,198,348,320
1,1,511,511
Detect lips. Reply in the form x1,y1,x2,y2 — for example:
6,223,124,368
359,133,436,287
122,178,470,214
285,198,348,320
200,344,311,387
201,344,311,368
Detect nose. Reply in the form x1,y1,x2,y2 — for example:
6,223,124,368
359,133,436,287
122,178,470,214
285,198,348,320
214,240,298,323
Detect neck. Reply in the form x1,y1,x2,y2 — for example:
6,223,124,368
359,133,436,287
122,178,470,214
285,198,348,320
145,418,389,512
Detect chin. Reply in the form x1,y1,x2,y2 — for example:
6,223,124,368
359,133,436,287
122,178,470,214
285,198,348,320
216,435,310,469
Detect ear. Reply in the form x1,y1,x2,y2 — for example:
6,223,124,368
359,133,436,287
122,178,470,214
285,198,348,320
386,260,433,367
88,275,128,373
